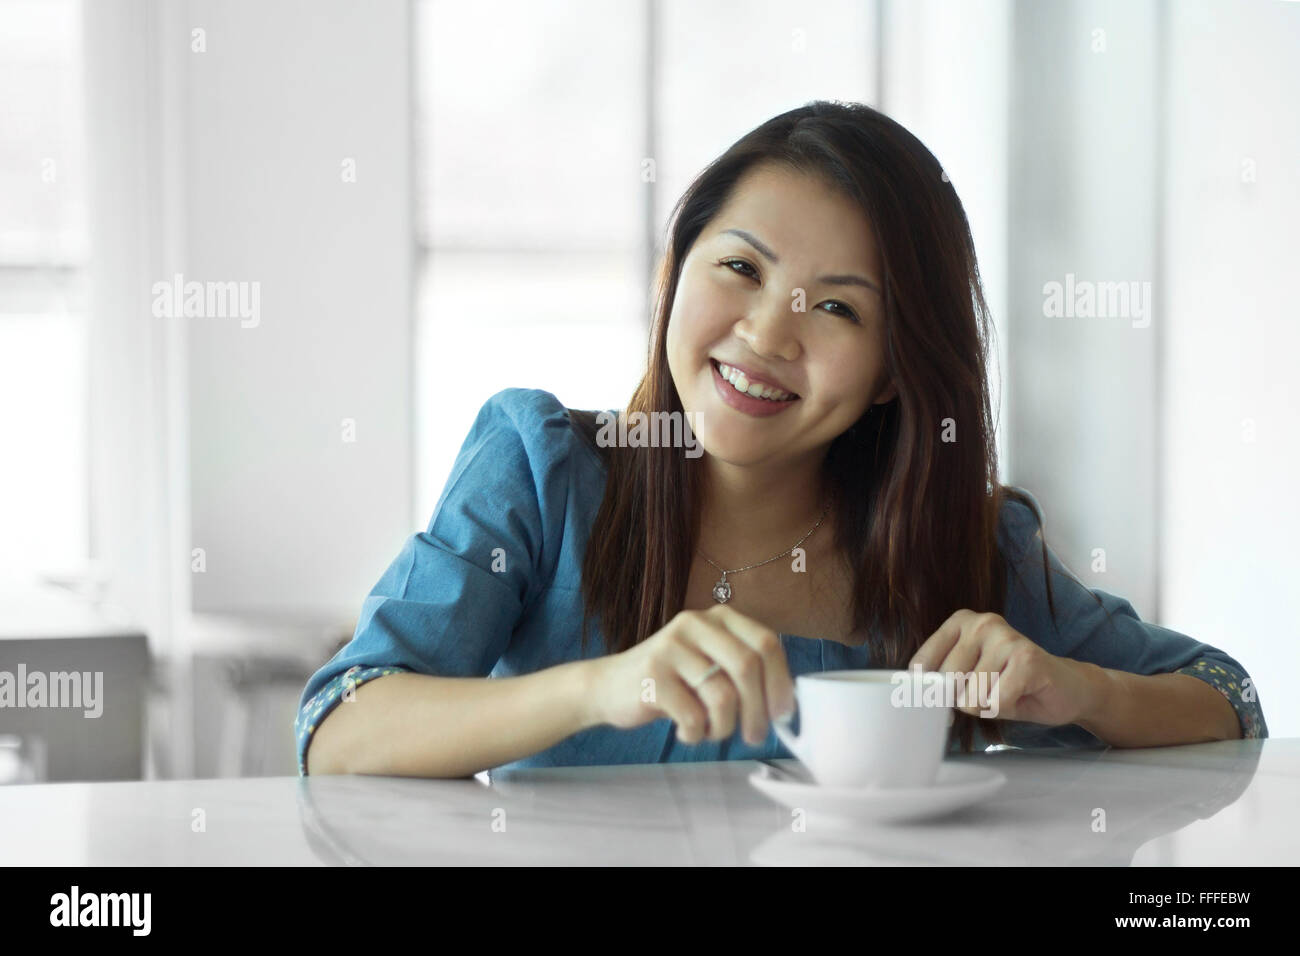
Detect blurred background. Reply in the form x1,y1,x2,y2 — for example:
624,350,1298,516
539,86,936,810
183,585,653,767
1,0,1295,783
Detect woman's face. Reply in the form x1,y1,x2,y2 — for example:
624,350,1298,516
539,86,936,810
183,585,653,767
667,162,895,469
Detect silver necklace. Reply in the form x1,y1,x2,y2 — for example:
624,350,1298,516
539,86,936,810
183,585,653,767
698,504,831,604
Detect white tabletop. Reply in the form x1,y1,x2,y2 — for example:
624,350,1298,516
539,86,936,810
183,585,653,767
0,738,1293,865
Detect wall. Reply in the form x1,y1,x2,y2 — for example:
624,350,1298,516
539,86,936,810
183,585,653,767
1160,0,1299,736
182,0,415,622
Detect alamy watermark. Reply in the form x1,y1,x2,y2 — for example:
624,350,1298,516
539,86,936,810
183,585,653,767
50,886,150,936
151,273,260,328
1042,273,1152,328
891,664,1000,718
0,665,103,718
595,410,703,458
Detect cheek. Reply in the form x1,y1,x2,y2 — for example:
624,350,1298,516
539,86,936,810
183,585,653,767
665,304,701,393
811,347,879,409
671,268,736,345
665,310,681,357
666,281,697,351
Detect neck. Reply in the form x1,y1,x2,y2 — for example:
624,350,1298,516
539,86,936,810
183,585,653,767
696,450,830,568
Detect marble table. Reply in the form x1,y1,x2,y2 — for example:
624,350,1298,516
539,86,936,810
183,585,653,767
0,738,1293,865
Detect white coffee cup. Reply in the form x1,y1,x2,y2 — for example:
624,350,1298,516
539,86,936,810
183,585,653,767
772,669,953,789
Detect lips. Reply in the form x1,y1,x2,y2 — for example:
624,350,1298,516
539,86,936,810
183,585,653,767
708,359,800,418
707,361,795,403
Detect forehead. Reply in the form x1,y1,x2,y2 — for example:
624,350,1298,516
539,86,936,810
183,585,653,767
707,162,881,273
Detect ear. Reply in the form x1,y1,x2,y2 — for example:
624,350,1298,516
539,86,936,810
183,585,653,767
874,380,898,405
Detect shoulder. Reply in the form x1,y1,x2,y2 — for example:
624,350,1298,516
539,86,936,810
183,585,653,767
454,389,609,510
467,387,603,468
472,387,572,438
995,484,1047,568
433,388,607,582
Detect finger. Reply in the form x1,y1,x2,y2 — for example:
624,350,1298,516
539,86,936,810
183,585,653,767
909,608,974,671
641,629,716,742
936,612,1005,675
984,648,1041,721
651,661,712,744
693,606,786,743
676,616,757,742
968,639,1020,712
973,635,1019,678
937,632,982,681
705,604,795,721
951,671,980,714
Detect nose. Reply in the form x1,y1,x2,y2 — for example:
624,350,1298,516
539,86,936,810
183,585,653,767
734,299,801,363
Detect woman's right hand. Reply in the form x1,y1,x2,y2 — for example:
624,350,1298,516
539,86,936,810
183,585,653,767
585,604,796,747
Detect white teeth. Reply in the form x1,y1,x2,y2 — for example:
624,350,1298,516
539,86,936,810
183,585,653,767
716,362,794,401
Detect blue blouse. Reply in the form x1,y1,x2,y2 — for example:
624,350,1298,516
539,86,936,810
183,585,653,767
295,388,1267,776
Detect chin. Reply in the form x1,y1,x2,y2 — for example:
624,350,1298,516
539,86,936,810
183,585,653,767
689,423,784,466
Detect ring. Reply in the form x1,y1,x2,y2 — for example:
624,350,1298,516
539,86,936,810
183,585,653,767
689,662,723,690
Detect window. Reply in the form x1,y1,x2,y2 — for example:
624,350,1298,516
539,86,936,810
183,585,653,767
413,0,877,519
0,0,87,585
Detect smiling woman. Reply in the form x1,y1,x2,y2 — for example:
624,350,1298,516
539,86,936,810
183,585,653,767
584,103,1012,752
296,100,1266,779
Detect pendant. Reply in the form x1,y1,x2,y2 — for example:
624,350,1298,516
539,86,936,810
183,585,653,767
712,575,732,604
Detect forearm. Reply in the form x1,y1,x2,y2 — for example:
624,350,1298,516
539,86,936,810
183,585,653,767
1071,660,1243,748
306,661,600,778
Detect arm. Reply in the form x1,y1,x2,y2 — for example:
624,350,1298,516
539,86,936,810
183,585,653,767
1070,660,1243,748
294,389,596,776
994,487,1267,749
306,661,601,778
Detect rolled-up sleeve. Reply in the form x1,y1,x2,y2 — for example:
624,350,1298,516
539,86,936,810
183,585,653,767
993,487,1267,747
294,388,578,775
1170,658,1266,740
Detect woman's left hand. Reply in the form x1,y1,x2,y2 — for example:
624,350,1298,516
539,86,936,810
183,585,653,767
907,609,1098,726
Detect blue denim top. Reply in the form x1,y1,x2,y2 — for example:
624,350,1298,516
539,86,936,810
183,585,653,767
295,388,1266,775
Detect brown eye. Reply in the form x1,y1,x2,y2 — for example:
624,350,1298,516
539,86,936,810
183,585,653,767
718,258,758,279
720,258,860,324
821,300,861,323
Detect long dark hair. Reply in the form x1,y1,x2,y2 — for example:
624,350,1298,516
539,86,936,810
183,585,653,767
578,100,1054,753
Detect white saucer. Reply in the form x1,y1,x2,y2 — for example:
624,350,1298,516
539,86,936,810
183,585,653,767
749,761,1007,825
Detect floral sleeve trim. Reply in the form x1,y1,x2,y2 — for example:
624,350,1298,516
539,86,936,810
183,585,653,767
1174,659,1267,740
295,664,411,776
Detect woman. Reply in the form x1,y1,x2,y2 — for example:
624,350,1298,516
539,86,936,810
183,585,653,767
297,101,1266,778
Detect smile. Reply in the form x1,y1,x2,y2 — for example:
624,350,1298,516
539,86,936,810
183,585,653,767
711,359,798,401
709,359,800,418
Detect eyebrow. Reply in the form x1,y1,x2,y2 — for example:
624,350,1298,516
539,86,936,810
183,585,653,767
721,228,881,294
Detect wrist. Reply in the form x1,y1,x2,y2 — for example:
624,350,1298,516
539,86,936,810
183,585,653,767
1070,658,1115,735
571,657,607,732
